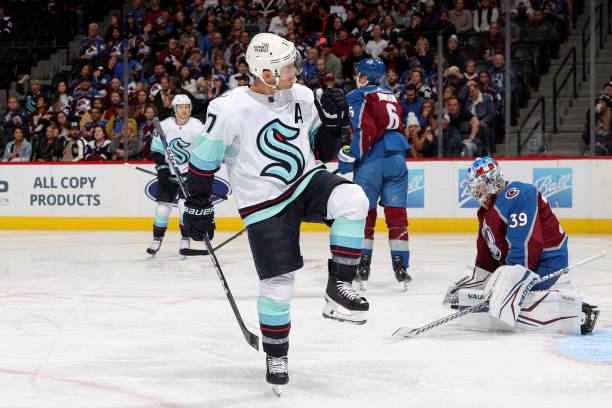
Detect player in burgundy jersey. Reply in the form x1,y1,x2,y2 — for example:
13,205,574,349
443,157,599,335
338,58,412,291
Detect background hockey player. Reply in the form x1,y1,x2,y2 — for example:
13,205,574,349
443,157,599,335
182,33,369,393
337,58,412,291
147,94,205,255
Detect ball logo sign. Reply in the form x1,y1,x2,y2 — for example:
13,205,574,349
145,177,231,206
533,168,572,208
406,169,424,208
458,169,479,208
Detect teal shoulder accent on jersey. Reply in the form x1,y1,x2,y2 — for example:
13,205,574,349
189,134,229,170
150,136,165,154
242,168,325,226
309,125,320,150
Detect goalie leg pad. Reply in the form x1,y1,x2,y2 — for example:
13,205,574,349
457,289,514,332
516,289,582,334
485,265,539,328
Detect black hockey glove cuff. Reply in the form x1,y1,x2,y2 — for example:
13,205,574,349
314,88,351,129
156,164,170,181
183,199,215,241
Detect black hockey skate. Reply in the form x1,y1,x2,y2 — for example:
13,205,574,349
393,255,412,292
146,238,162,256
355,254,370,291
266,355,288,397
323,260,369,324
580,303,599,335
178,238,190,256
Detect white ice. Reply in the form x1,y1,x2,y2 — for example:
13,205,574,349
0,230,611,408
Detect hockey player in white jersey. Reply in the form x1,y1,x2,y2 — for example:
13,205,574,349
147,94,206,255
182,33,370,394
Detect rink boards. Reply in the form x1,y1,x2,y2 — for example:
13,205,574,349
1,157,612,233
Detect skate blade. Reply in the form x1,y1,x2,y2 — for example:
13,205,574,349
322,298,367,325
399,281,408,292
359,280,367,291
272,385,282,397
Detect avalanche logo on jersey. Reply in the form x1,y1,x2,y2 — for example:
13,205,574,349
406,169,424,208
482,219,502,260
533,168,572,208
458,168,480,208
168,138,191,164
257,119,304,185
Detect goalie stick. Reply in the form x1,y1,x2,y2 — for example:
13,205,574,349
153,117,259,351
124,163,229,201
392,251,606,339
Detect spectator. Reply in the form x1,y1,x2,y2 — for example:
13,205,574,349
498,12,521,46
385,69,405,100
34,124,63,162
365,24,388,58
314,3,333,37
142,0,163,30
332,28,359,63
109,122,143,161
244,5,267,37
225,30,250,69
178,65,198,96
138,105,157,159
211,54,230,83
2,128,31,162
84,125,111,161
489,53,516,95
328,16,344,42
50,82,72,113
157,37,184,75
106,103,138,142
446,97,487,157
446,66,469,104
436,10,457,45
28,96,54,136
391,1,412,29
228,58,253,89
449,0,473,36
302,47,319,87
106,27,124,57
81,107,108,141
60,121,87,162
319,38,343,83
1,96,29,135
126,0,146,27
342,43,369,82
464,59,478,81
68,65,92,94
0,5,13,36
330,0,348,22
583,95,612,154
406,112,434,158
478,69,502,115
473,0,499,33
16,76,45,114
203,31,226,67
523,9,558,57
445,34,466,72
415,38,434,72
153,76,174,119
381,14,400,44
418,99,438,129
80,23,107,61
407,68,433,99
421,1,440,31
102,78,124,110
402,85,424,123
54,111,70,141
129,90,150,123
465,80,496,153
71,77,101,116
512,0,534,17
477,22,505,62
124,12,143,39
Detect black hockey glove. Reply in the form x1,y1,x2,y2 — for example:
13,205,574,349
183,199,215,241
314,88,351,129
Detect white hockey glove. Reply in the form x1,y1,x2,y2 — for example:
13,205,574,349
442,266,492,306
484,265,539,328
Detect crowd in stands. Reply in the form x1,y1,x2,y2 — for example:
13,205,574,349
583,81,612,156
0,0,581,161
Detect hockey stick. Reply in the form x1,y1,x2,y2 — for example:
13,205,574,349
124,163,229,201
179,228,247,256
153,117,260,351
392,250,607,339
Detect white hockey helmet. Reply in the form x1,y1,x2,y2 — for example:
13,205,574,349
246,33,303,90
172,93,192,117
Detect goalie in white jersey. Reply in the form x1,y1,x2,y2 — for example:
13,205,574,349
147,94,206,255
182,33,370,391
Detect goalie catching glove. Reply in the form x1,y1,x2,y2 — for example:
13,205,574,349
483,265,539,328
442,265,492,306
183,199,215,241
314,88,351,128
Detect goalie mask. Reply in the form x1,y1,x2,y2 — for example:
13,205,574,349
466,157,505,208
246,33,303,91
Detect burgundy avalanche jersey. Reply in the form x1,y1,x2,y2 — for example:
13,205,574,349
347,86,404,157
475,181,567,274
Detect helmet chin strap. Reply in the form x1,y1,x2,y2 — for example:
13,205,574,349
355,75,369,88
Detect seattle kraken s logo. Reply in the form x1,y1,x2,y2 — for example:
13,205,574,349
169,138,191,164
257,119,304,184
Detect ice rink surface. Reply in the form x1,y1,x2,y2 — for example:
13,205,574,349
0,230,610,408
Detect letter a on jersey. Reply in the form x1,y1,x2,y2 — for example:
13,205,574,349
257,119,304,184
